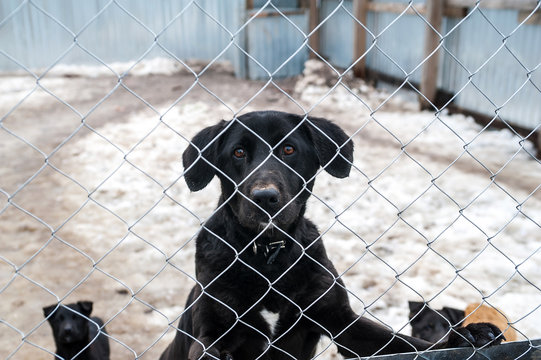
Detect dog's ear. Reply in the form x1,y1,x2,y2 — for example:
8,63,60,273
182,121,227,192
77,301,93,317
43,305,57,320
441,307,465,325
306,116,353,178
408,301,425,317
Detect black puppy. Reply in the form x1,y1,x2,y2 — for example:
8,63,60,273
408,301,464,343
160,111,502,360
43,301,110,360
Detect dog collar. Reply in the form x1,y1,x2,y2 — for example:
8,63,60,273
252,240,286,264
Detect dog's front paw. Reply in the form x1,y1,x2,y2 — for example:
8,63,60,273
220,351,233,360
447,322,504,348
188,342,221,360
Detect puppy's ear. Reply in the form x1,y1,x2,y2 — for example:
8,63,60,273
77,301,93,317
43,305,57,320
408,301,425,317
306,116,353,178
182,121,227,192
442,307,465,325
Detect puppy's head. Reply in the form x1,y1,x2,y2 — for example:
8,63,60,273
43,301,93,345
182,111,353,232
408,301,464,343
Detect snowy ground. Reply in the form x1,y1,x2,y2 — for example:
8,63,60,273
1,59,540,359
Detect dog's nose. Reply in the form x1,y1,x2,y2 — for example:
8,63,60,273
251,188,280,211
64,324,72,334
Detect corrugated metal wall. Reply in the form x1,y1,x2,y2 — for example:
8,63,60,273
319,0,427,83
1,0,539,128
0,0,309,80
319,0,354,68
442,8,541,129
246,9,309,79
319,0,541,129
0,0,246,76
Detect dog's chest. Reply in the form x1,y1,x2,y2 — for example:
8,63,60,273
259,308,280,336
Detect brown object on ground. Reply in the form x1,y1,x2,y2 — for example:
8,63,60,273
464,303,517,342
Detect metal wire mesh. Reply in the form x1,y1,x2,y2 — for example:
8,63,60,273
1,0,540,359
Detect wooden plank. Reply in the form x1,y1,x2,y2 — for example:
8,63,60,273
444,5,468,18
233,0,248,79
447,0,538,11
308,0,320,59
353,0,369,78
420,0,444,109
518,8,541,25
362,1,538,17
366,2,465,18
367,2,422,15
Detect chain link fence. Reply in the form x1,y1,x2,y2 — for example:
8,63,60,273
1,0,540,359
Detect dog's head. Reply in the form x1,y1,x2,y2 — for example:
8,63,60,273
408,301,464,343
182,111,353,232
43,301,93,345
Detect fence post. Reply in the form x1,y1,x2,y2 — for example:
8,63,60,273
353,0,369,78
309,0,320,58
419,0,444,109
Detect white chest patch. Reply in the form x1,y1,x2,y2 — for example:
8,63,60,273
260,308,280,336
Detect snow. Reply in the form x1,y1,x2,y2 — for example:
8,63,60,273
65,77,541,337
1,58,540,359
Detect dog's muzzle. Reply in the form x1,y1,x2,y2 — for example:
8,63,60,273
250,185,281,214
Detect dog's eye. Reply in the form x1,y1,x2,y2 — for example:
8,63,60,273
283,145,295,156
233,147,246,158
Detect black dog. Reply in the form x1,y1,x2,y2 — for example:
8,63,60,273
160,111,502,359
408,301,464,343
43,301,110,360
